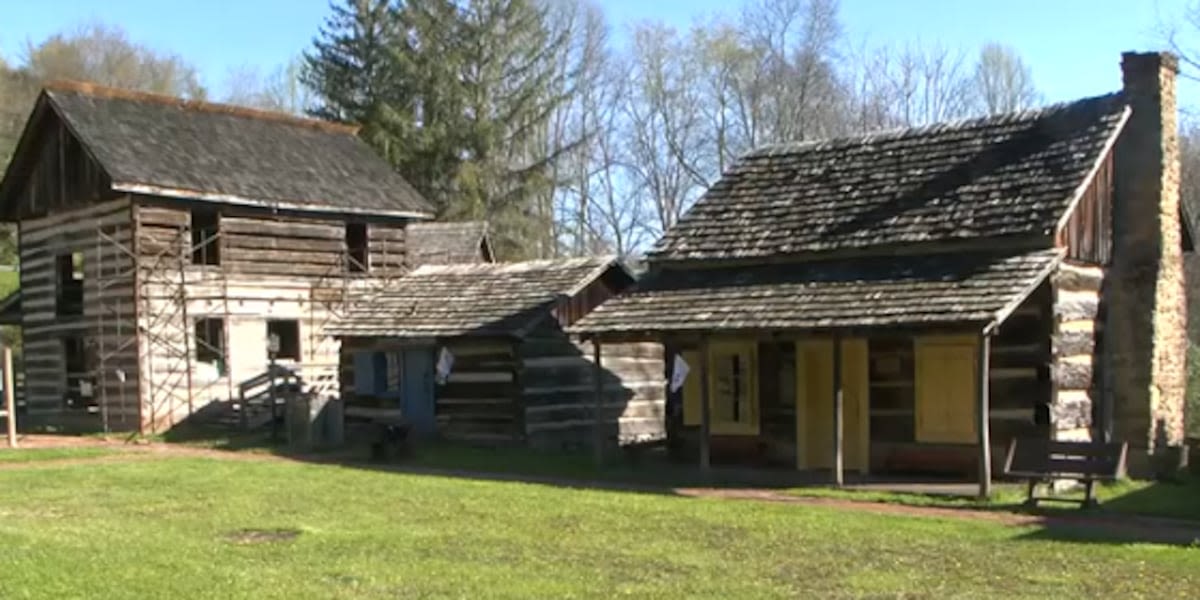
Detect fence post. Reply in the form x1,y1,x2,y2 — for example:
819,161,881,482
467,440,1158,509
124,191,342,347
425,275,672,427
5,346,16,448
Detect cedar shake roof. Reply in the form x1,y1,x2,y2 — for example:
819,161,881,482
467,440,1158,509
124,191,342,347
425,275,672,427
407,221,492,265
330,257,625,338
32,82,434,217
650,93,1129,261
569,249,1063,336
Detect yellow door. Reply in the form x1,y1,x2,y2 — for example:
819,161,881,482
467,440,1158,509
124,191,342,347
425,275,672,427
914,335,978,444
796,339,870,472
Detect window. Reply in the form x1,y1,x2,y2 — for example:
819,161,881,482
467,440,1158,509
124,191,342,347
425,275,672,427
680,341,759,434
710,344,756,434
191,209,220,265
346,223,368,273
266,320,301,361
56,252,83,316
194,318,226,376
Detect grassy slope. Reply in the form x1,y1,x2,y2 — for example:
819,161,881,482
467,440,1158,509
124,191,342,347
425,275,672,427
0,457,1196,599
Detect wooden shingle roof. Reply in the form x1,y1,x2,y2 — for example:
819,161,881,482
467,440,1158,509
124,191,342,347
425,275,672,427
407,221,492,265
331,257,625,338
30,82,434,217
569,249,1063,336
651,94,1129,261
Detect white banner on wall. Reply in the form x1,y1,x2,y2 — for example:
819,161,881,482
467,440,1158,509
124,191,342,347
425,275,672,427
436,347,455,385
669,354,690,393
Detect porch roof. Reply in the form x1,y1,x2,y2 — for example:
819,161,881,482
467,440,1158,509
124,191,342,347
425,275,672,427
568,248,1062,338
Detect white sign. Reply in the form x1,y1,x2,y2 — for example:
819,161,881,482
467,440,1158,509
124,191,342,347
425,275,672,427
669,354,690,393
435,347,455,385
79,380,94,398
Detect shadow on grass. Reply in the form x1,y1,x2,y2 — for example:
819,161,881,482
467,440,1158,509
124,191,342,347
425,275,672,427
154,426,1200,547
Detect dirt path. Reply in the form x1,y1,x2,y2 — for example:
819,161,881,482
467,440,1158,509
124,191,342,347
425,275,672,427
5,435,1200,545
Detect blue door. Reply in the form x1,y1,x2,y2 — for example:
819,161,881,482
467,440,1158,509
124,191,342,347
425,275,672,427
401,347,436,436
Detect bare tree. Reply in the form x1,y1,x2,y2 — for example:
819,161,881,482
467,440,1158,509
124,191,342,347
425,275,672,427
972,42,1038,115
223,58,315,114
22,22,205,98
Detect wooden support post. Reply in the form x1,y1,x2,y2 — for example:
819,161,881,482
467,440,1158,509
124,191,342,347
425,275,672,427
977,334,993,499
592,339,604,466
832,336,844,487
698,337,711,472
4,346,15,448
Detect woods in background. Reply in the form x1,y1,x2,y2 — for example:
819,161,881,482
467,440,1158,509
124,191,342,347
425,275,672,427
0,0,1196,261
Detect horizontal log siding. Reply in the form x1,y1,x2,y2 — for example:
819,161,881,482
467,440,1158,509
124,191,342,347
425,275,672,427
19,197,139,430
520,336,665,451
437,339,522,444
133,201,399,432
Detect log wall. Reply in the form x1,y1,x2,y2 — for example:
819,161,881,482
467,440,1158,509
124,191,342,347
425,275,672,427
18,197,138,431
132,200,409,432
520,336,665,451
439,338,522,444
1050,261,1105,441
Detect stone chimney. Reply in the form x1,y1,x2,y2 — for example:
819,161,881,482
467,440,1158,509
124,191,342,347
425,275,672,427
1105,51,1188,461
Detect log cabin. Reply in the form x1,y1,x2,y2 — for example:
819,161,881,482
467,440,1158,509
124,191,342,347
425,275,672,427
570,52,1190,491
0,81,435,433
329,257,665,449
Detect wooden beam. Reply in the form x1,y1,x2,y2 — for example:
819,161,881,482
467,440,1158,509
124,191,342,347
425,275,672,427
4,346,15,448
977,334,993,498
832,336,844,487
592,339,604,466
698,337,711,472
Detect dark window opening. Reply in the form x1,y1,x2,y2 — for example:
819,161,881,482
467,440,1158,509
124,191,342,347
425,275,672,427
195,318,226,376
191,209,220,265
346,223,368,273
267,320,301,361
63,336,90,410
56,252,84,316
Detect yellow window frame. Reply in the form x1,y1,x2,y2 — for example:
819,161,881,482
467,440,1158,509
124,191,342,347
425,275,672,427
706,340,759,435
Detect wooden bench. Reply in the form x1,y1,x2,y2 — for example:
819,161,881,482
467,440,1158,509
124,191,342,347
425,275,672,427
1003,438,1127,508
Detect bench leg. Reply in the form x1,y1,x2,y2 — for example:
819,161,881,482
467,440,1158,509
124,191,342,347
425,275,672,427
1022,479,1039,508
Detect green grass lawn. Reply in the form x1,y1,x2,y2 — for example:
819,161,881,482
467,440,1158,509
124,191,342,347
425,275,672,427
0,446,116,463
0,455,1197,598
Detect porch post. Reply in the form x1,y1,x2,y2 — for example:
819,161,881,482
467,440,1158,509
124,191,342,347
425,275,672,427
832,335,844,487
592,338,604,466
976,333,993,498
698,336,711,472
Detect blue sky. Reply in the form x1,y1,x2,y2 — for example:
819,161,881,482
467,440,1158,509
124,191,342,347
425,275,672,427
0,0,1194,105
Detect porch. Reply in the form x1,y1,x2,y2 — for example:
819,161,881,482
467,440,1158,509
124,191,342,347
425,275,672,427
586,324,1056,498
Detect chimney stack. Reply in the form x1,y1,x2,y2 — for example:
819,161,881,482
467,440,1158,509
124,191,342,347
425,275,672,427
1105,51,1188,462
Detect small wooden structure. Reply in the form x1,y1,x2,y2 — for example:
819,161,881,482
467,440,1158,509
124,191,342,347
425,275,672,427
0,81,435,433
571,53,1191,495
331,258,665,450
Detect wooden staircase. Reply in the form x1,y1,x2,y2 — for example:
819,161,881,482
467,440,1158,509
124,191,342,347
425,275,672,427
196,363,340,431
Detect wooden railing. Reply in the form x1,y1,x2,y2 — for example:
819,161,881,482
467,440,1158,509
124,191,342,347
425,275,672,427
235,362,339,431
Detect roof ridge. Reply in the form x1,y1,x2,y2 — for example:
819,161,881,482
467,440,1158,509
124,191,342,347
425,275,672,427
748,92,1124,158
44,80,360,136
